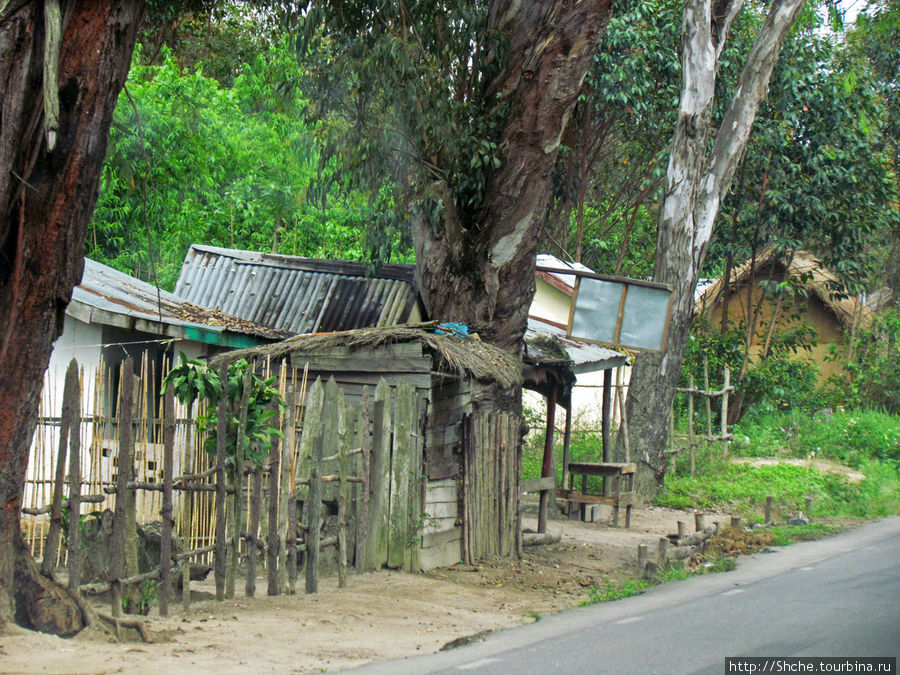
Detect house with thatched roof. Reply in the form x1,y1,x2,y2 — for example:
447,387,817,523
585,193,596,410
695,248,870,382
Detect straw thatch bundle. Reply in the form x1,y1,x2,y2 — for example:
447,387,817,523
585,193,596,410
209,323,523,388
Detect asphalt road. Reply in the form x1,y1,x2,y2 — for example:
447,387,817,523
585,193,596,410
353,517,900,675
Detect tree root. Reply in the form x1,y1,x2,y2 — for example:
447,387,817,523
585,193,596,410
65,586,154,643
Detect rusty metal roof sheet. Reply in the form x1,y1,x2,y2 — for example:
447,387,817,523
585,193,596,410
526,316,628,374
70,258,286,342
174,245,419,334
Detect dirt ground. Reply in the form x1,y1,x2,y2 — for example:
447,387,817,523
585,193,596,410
0,504,735,674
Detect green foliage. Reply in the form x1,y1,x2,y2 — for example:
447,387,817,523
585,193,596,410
90,38,394,288
657,463,860,515
732,408,900,468
580,578,652,605
163,354,283,468
768,522,837,546
823,309,900,414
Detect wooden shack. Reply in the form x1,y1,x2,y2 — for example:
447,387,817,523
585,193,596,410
212,325,523,571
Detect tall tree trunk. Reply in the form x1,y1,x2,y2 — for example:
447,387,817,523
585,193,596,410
413,0,612,354
0,0,144,634
623,0,805,498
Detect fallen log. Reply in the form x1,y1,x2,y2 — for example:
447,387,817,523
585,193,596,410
522,532,561,547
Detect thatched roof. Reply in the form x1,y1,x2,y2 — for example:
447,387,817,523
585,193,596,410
695,247,871,329
208,324,523,388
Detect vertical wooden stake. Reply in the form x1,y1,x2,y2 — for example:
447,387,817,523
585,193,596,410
355,388,371,571
764,495,773,525
278,384,296,594
227,367,252,599
182,562,191,614
42,360,78,576
305,429,323,594
214,364,228,602
703,356,713,452
337,408,348,588
267,395,283,596
657,537,669,569
721,366,730,458
246,468,263,597
687,375,696,478
538,387,557,534
117,358,139,613
695,513,707,532
616,367,631,465
159,382,175,617
637,544,648,578
67,363,83,592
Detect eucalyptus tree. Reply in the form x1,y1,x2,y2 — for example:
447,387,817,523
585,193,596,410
622,0,807,495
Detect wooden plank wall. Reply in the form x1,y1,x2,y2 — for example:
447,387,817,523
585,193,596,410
462,411,521,562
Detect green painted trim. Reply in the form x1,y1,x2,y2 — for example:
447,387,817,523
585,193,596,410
183,326,263,349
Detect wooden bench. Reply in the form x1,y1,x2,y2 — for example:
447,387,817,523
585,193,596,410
555,462,636,528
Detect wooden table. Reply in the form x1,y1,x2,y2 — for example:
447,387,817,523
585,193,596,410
555,462,636,528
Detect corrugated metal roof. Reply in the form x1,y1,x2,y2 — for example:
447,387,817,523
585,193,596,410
526,316,628,374
175,245,419,334
70,258,285,342
535,254,595,295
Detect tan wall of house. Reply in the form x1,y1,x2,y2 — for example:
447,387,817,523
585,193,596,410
706,283,847,384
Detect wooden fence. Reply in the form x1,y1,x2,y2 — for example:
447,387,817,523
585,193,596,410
23,355,423,615
669,358,734,475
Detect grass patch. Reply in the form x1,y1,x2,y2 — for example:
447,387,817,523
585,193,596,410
581,578,653,605
768,522,838,546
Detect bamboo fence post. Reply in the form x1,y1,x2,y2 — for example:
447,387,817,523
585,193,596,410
42,360,78,576
688,374,696,477
355,388,371,570
266,395,283,596
246,467,263,597
721,366,730,458
227,367,252,599
305,428,324,594
159,382,175,617
703,356,713,451
214,364,228,601
66,364,83,593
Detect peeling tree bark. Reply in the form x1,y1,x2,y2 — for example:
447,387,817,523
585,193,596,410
623,0,805,497
0,0,144,635
413,0,612,354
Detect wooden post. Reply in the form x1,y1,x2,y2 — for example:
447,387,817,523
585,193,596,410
42,360,78,576
355,388,371,570
721,366,730,458
278,384,296,594
227,367,252,599
111,358,138,615
538,387,557,534
182,562,191,614
668,404,676,474
637,544,648,578
677,521,686,538
305,429,324,594
561,404,573,491
266,395,282,596
764,495,773,524
159,382,175,617
246,467,263,597
602,369,612,462
703,356,713,451
367,379,391,570
616,367,631,464
387,382,414,569
337,400,349,588
657,537,669,569
214,363,228,601
695,513,707,532
66,364,83,593
687,374,696,477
